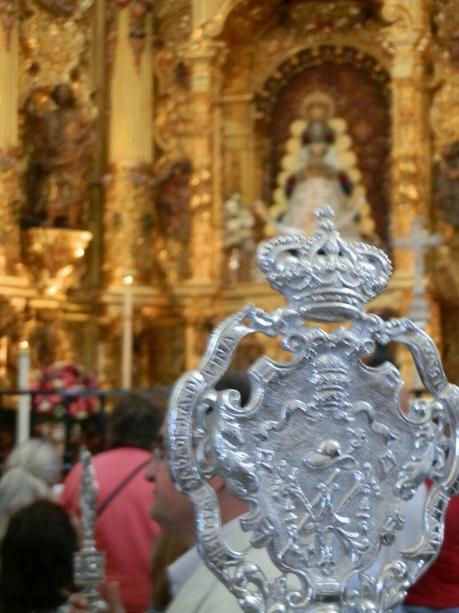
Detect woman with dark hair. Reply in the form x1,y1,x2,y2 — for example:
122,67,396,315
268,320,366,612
0,499,78,612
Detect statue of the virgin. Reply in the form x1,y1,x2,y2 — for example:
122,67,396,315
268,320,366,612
264,90,374,240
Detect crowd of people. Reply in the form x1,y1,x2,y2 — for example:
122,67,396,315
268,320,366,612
0,382,458,613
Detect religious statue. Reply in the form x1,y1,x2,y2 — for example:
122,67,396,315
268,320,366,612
280,118,358,236
435,140,459,227
269,90,374,240
223,193,257,283
24,84,95,229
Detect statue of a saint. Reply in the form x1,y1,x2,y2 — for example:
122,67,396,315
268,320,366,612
24,84,96,228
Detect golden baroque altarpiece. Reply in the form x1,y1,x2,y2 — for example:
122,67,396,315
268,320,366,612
0,0,459,389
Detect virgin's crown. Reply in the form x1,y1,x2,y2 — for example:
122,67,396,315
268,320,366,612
257,206,392,321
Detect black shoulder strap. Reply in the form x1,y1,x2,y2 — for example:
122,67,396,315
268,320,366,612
96,457,151,519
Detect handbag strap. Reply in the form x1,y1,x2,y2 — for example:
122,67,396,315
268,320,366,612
96,456,151,519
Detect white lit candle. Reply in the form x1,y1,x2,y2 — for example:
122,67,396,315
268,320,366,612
16,340,31,445
121,275,134,389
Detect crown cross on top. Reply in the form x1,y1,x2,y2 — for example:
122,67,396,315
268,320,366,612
257,205,392,322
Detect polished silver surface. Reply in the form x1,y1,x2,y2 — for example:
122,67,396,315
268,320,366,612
73,445,107,611
168,207,459,612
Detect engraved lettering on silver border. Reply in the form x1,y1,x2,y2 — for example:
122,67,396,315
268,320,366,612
167,207,459,612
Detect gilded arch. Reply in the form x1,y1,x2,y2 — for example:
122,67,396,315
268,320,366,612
255,46,391,244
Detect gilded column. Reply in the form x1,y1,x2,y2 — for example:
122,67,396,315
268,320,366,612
0,1,20,274
184,39,225,284
382,0,431,276
104,5,153,286
176,40,225,369
382,1,439,381
222,95,257,203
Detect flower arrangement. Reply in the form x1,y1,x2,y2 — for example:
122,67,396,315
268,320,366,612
31,362,99,420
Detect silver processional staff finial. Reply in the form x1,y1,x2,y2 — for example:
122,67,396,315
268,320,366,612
167,206,459,612
73,445,107,612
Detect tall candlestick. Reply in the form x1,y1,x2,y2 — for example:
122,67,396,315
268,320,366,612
16,340,31,445
121,275,133,388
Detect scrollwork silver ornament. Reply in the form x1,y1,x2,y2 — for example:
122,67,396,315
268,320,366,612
73,445,107,612
167,206,459,612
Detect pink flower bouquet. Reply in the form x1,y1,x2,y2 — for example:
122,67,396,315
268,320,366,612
31,362,99,420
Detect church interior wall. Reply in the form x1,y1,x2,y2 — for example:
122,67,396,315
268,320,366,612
0,0,458,402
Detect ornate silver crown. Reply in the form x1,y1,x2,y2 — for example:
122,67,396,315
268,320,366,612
257,207,392,321
167,206,459,612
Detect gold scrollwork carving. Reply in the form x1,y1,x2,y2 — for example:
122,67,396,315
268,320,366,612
103,162,154,286
0,148,21,274
19,0,95,117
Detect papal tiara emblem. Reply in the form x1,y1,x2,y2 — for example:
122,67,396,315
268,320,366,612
168,207,459,612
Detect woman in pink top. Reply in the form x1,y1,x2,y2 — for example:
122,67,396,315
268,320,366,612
61,392,163,613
